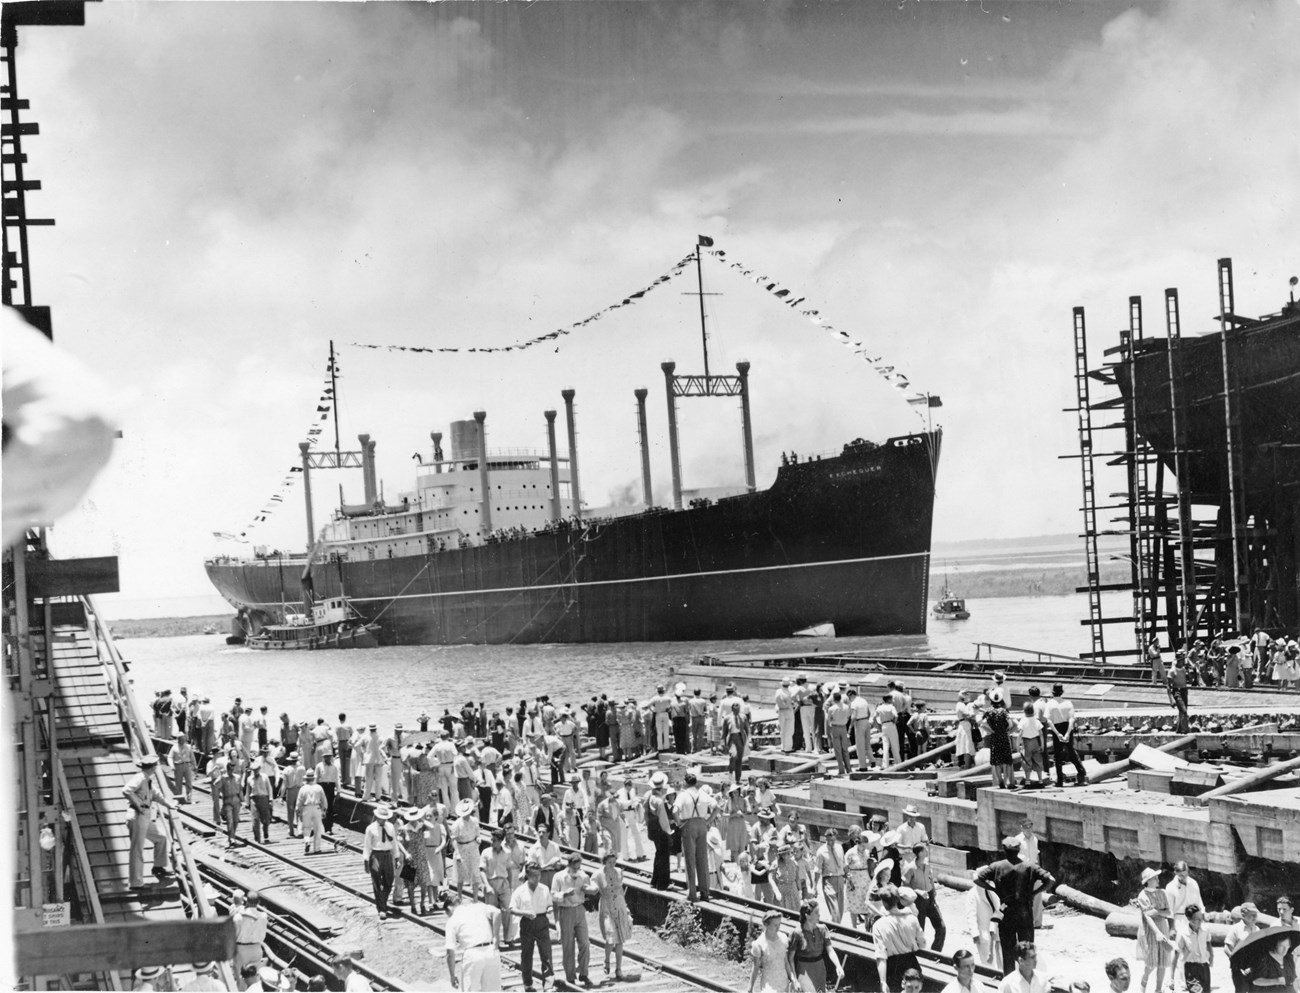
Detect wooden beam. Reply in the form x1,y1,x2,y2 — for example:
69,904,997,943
15,917,235,975
25,556,119,598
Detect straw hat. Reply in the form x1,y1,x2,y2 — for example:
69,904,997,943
649,771,668,789
880,830,901,848
373,804,394,821
757,806,776,820
1141,866,1161,884
454,798,476,818
902,804,920,817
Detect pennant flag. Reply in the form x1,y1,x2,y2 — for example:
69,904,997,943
698,235,714,247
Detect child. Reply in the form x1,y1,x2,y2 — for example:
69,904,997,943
1019,702,1046,787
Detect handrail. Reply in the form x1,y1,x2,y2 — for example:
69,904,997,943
973,641,1084,665
80,596,236,988
54,761,123,992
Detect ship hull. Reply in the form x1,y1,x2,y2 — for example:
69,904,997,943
207,431,940,645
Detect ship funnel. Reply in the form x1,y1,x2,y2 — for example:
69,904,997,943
431,431,444,473
661,362,682,509
562,390,582,521
544,410,562,521
737,361,756,493
635,388,652,507
358,433,376,505
474,411,491,533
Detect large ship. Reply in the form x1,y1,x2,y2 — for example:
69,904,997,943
207,244,942,645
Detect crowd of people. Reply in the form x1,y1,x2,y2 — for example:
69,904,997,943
131,670,1298,993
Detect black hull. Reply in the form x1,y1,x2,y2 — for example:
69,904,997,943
207,432,940,645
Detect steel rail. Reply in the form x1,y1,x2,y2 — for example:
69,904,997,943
180,794,730,992
199,867,401,991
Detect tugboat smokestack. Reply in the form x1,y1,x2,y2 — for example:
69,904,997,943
635,388,652,507
431,431,443,473
544,410,562,521
562,390,582,521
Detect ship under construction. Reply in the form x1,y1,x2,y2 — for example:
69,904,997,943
1071,258,1300,659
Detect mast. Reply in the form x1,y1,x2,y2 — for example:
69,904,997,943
329,339,341,457
694,245,710,385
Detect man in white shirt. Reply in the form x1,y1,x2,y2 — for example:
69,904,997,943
814,828,846,924
941,949,988,993
896,805,930,851
848,688,874,770
616,781,646,860
1164,861,1202,934
1044,684,1087,787
552,851,598,988
875,693,900,768
997,941,1049,993
442,890,501,992
509,862,553,992
526,823,565,888
361,805,397,917
774,677,797,753
331,954,372,993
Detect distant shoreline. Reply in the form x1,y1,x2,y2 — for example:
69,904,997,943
112,561,1127,639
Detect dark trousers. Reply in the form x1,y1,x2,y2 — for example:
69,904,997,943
478,785,493,824
369,850,394,913
338,746,352,785
609,734,622,764
1050,723,1087,784
321,782,337,832
999,914,1034,976
519,914,553,987
648,822,672,890
681,819,711,901
728,736,747,784
898,713,916,760
1184,961,1210,993
251,795,272,842
886,952,921,990
257,728,268,750
915,891,947,951
672,716,690,754
691,717,708,753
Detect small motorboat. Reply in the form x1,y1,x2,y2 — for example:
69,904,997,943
202,624,217,635
932,586,970,620
793,622,836,638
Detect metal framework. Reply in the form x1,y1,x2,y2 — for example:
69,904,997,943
1071,258,1298,661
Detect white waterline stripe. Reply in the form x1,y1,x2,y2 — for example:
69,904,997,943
225,550,929,609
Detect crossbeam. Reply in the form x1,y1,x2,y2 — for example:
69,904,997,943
672,373,743,397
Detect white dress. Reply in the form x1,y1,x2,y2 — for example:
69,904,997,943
954,702,976,757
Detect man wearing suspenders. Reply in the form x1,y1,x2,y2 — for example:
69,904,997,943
673,772,717,902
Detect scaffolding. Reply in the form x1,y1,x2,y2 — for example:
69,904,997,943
1071,258,1300,660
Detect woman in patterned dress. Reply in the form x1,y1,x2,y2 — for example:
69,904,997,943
594,849,634,980
424,805,447,897
843,826,874,927
724,784,751,860
414,746,437,807
983,699,1016,789
401,807,434,915
1135,866,1174,993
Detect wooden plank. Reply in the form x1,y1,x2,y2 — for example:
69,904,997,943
17,916,232,973
25,556,120,597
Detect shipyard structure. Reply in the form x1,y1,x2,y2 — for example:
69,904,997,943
1072,259,1300,659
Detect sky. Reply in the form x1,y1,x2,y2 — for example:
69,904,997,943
15,0,1300,604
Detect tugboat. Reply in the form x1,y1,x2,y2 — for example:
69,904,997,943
932,585,970,621
247,595,380,651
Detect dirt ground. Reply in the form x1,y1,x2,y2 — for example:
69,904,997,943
933,883,1234,991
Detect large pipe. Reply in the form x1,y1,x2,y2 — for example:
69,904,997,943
882,740,955,773
544,410,562,520
299,442,315,547
662,362,682,509
737,361,756,493
562,390,582,520
474,411,491,533
635,388,652,507
431,431,443,474
1194,753,1300,805
1084,732,1198,784
358,433,374,505
367,438,378,504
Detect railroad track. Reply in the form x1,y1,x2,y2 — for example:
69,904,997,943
183,786,732,992
188,781,992,990
199,867,402,991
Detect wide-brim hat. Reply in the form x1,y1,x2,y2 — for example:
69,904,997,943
402,807,426,822
1141,866,1161,884
454,798,476,818
880,830,901,848
649,772,668,789
902,804,920,817
304,769,316,779
258,967,280,985
139,755,160,767
373,805,394,821
898,886,917,904
757,806,776,820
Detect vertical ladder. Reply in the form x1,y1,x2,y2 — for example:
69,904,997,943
1164,288,1197,648
1217,258,1249,632
1126,297,1157,652
1072,307,1106,659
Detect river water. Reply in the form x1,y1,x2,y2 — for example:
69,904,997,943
116,591,1135,730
